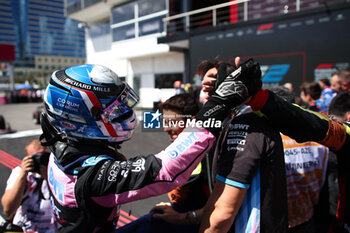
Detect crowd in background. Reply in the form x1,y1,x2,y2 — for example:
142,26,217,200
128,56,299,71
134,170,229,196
282,68,350,114
0,89,45,104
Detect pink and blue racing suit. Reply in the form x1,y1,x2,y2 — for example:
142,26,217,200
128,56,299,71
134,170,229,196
47,127,215,232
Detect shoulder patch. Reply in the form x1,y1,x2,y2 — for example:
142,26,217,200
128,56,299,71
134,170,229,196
82,155,113,167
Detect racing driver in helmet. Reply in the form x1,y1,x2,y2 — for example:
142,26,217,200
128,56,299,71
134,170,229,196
40,61,262,233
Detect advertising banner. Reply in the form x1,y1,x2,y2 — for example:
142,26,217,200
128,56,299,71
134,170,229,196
190,7,350,91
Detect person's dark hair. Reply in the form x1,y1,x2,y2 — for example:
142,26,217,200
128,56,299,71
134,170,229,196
300,82,322,100
197,57,236,82
329,92,350,119
197,57,223,75
268,86,295,103
160,93,199,118
319,78,330,87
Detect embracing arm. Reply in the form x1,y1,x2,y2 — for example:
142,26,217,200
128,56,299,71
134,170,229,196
249,89,349,153
83,127,216,206
199,180,246,233
202,57,349,153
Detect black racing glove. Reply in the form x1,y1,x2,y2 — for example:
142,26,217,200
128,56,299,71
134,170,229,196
195,58,262,135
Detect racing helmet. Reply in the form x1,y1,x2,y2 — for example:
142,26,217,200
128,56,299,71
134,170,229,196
43,64,139,143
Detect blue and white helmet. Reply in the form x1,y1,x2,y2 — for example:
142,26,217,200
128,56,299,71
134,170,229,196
43,64,139,143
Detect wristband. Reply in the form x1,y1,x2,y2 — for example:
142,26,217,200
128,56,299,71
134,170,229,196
248,89,269,111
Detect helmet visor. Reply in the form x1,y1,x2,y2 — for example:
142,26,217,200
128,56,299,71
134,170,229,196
101,83,139,123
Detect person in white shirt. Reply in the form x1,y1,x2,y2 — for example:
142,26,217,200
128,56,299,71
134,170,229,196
1,139,55,233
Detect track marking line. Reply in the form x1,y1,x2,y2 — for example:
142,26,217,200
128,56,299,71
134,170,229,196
0,149,21,169
0,129,42,139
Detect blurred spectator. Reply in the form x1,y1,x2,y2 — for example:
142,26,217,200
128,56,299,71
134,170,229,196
19,89,27,103
6,87,46,103
331,69,350,93
36,89,44,102
329,92,350,122
270,86,330,233
1,140,55,233
174,80,185,95
300,82,323,112
283,82,303,104
284,82,294,91
184,83,193,93
319,78,330,89
318,78,336,113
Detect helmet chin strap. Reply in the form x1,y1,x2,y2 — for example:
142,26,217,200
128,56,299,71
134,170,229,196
40,112,67,147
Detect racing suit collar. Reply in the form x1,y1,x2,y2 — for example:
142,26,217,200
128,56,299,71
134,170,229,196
52,141,118,168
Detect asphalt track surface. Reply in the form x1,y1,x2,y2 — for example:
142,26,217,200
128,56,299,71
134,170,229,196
0,103,170,226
